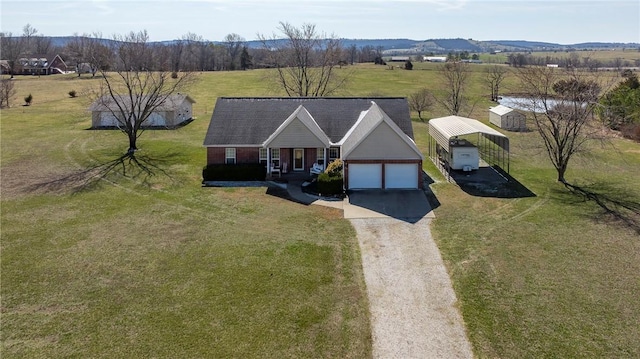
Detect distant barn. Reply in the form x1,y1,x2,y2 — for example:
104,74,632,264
423,56,447,62
390,56,410,62
489,105,527,132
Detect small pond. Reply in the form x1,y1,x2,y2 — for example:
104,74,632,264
498,96,559,113
499,96,583,113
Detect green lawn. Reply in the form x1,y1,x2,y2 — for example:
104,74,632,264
0,73,370,358
2,66,640,358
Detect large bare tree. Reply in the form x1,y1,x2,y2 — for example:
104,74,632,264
408,88,435,121
516,67,604,183
437,61,470,115
484,65,509,102
94,30,194,156
259,22,348,96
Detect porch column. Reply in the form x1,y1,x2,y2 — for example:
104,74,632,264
323,147,327,166
267,147,271,175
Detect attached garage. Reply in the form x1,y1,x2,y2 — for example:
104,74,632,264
385,163,419,189
348,163,382,189
341,102,424,191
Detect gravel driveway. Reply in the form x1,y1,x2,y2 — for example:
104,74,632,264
350,217,474,359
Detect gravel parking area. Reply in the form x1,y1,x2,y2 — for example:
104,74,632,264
350,217,474,359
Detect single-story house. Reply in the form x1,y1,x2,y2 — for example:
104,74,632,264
15,54,68,75
203,97,425,190
90,94,195,129
489,104,527,131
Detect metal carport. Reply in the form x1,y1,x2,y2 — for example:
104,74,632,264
428,115,510,177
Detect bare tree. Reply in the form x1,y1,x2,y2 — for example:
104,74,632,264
224,33,245,70
0,78,17,108
437,62,470,115
258,22,348,96
22,23,38,51
94,30,194,155
67,32,111,77
408,88,434,121
179,33,209,71
516,67,605,183
0,32,26,78
484,65,508,102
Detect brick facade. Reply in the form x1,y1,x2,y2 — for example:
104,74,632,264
207,147,260,164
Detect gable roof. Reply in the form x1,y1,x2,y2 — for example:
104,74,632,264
203,97,414,146
89,93,195,112
429,115,509,151
17,54,66,70
342,102,423,159
263,105,331,148
490,104,518,116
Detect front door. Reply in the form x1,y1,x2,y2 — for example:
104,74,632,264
293,148,304,171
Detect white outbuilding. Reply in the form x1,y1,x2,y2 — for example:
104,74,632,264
489,105,527,131
90,94,195,129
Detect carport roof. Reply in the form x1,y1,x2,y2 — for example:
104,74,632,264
428,115,509,151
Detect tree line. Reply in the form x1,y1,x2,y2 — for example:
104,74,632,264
506,52,640,70
0,24,390,78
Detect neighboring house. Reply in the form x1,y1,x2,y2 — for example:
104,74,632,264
489,105,527,131
203,97,425,190
90,94,196,129
15,54,68,75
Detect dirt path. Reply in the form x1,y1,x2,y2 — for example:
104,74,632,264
350,217,474,359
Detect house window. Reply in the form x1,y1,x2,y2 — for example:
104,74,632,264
259,148,268,165
329,147,340,161
225,148,236,164
316,148,325,165
271,148,280,167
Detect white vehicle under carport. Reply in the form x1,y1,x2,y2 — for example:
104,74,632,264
443,139,479,172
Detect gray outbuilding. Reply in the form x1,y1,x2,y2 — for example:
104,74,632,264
489,104,527,131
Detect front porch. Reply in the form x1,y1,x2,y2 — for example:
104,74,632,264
267,169,316,182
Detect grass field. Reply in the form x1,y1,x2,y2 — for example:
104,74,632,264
0,74,371,358
2,65,640,358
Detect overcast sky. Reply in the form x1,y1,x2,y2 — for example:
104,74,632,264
2,0,639,44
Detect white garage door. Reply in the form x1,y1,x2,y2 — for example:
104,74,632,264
385,163,419,189
348,164,382,189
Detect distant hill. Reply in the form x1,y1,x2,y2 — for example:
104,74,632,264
33,36,640,54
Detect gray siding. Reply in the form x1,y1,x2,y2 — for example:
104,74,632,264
268,118,327,148
345,122,422,160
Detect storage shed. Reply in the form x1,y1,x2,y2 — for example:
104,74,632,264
90,94,195,129
489,105,527,131
428,115,510,176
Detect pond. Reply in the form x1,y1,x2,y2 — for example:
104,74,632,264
499,96,584,113
498,96,562,113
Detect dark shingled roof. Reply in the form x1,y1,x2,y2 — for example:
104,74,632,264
203,97,413,146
